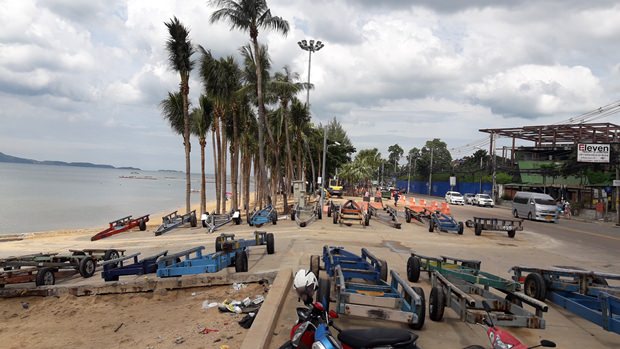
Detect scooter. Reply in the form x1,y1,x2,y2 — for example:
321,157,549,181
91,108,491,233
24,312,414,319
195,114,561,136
279,301,419,349
465,301,556,349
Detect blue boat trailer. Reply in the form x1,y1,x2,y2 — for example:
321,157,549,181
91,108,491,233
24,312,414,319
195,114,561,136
311,246,426,330
100,250,168,281
248,205,277,227
156,231,275,277
428,211,464,234
511,265,620,334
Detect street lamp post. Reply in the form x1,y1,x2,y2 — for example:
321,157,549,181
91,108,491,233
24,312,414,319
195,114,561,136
298,39,325,107
428,148,434,196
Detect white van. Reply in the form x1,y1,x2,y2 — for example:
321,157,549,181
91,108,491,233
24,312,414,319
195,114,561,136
512,192,558,223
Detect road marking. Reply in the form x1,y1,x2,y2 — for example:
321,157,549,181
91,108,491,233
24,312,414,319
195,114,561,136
555,225,620,241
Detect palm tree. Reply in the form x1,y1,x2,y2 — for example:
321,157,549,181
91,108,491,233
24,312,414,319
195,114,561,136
210,0,289,206
160,91,185,135
289,98,311,179
164,17,195,214
191,95,213,216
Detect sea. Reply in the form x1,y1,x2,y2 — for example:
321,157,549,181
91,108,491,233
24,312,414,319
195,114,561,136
0,163,221,235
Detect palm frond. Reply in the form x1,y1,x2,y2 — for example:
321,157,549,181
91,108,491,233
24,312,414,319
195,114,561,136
160,91,185,135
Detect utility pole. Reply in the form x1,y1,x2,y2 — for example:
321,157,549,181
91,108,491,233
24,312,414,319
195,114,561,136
407,155,411,194
491,132,497,201
297,40,325,108
320,126,327,211
428,148,434,196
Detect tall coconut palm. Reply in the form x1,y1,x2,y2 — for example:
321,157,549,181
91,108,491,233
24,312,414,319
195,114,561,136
210,0,289,207
164,17,195,214
289,98,311,178
191,95,213,216
160,91,185,135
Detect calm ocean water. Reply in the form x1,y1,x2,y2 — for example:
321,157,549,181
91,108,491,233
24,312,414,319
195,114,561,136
0,163,219,235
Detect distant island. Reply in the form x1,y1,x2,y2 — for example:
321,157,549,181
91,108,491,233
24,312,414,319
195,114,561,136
0,152,141,171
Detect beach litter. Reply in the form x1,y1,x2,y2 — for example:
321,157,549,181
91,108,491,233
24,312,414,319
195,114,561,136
202,300,219,310
174,336,185,344
232,282,246,291
238,312,257,329
199,328,219,335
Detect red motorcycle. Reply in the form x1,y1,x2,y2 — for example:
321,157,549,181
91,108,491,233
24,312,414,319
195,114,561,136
279,301,419,349
465,301,556,349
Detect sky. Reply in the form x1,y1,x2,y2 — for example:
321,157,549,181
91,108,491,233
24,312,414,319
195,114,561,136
1,0,620,171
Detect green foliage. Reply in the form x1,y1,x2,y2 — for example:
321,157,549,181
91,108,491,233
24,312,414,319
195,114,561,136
415,139,452,178
495,172,512,184
587,171,611,184
160,91,185,135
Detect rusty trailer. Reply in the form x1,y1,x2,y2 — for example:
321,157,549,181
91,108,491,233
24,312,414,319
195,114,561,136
329,200,369,227
368,200,401,229
91,215,149,241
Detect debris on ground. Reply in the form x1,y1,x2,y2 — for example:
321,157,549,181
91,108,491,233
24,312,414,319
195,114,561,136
232,282,247,291
238,312,257,329
174,336,185,344
21,302,29,309
199,328,219,335
202,300,219,310
114,323,124,333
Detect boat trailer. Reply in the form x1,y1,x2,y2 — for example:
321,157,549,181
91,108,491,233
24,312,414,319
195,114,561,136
154,210,197,236
468,217,524,238
312,246,425,330
201,210,241,233
292,201,322,227
156,231,275,277
329,200,369,227
100,250,168,281
367,200,401,229
248,205,278,227
91,214,149,241
428,211,464,234
511,265,620,334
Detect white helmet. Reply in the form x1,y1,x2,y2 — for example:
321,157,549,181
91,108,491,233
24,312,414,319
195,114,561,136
293,269,318,304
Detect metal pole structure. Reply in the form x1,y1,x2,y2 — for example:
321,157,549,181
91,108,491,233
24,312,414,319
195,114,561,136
428,148,434,196
298,39,325,108
306,49,311,106
320,125,327,211
492,132,497,201
407,155,411,194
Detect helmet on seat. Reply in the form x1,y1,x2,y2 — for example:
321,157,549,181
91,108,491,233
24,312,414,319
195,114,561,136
293,269,318,305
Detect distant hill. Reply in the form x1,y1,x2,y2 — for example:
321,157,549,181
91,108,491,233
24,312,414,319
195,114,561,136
0,152,141,171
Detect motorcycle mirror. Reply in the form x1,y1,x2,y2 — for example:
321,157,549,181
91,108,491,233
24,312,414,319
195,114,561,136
482,300,491,312
328,310,338,319
313,301,324,311
296,307,309,322
540,340,556,348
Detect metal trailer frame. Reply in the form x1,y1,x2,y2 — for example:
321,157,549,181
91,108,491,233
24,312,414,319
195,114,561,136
91,214,150,241
201,210,241,233
429,271,547,329
0,266,76,287
404,206,430,224
248,205,278,227
511,266,620,334
156,231,275,277
316,246,425,329
405,253,482,283
368,201,401,229
471,217,524,238
292,201,322,228
329,200,369,227
428,211,464,234
100,250,168,282
154,210,197,236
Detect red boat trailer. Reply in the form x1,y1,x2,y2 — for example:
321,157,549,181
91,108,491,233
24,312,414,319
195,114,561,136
91,214,150,241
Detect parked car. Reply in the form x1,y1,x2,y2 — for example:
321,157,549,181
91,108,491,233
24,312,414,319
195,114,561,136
445,191,465,205
512,191,558,223
463,193,475,205
473,194,494,207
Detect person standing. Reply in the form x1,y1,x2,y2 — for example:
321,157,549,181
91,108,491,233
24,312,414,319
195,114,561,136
394,191,400,207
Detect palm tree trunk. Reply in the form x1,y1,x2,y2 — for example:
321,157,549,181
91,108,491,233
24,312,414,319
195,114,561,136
250,37,269,207
211,128,219,215
200,138,207,215
296,131,303,180
214,114,222,214
305,140,316,192
231,111,239,211
181,77,191,214
222,137,228,212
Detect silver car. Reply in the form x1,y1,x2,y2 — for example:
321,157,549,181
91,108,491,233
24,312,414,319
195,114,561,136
473,194,494,207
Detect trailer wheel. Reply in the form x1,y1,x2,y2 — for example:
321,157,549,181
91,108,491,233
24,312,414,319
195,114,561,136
405,210,412,223
379,259,388,282
266,233,275,255
317,276,331,311
524,273,547,301
215,236,222,252
317,208,322,220
310,255,320,279
272,213,278,225
332,213,338,224
78,257,96,278
103,249,120,269
505,294,523,307
327,203,332,217
507,229,516,238
290,210,295,221
364,214,370,226
429,286,445,321
35,267,56,286
428,220,434,232
190,214,197,227
235,251,248,272
139,219,147,231
409,286,426,330
457,222,464,235
234,217,241,225
407,256,421,282
513,209,519,218
474,223,482,236
72,251,86,256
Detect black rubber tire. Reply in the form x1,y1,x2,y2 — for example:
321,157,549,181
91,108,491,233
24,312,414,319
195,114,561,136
234,217,241,225
524,272,547,301
327,204,332,217
364,214,370,226
202,220,208,228
277,340,294,349
272,213,277,225
508,229,516,238
457,222,464,235
379,259,388,282
333,212,338,224
310,255,320,279
317,276,331,311
409,286,426,330
299,222,306,227
35,267,55,286
464,346,486,349
429,286,445,321
190,214,197,227
215,236,222,252
462,261,479,270
139,219,147,231
593,276,609,286
72,251,86,256
78,257,96,278
407,256,421,282
405,210,412,223
428,219,434,232
235,251,248,272
266,233,275,255
513,209,519,218
103,249,120,269
505,294,523,307
527,212,532,221
474,223,482,236
317,208,322,220
290,210,295,221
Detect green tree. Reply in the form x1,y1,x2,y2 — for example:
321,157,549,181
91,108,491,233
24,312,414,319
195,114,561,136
325,118,356,179
416,139,452,178
164,17,195,214
388,144,403,177
210,0,289,206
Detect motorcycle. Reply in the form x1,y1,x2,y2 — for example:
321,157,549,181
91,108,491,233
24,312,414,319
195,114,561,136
279,301,419,349
465,300,556,349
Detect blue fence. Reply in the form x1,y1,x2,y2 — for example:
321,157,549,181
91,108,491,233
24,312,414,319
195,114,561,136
396,180,493,197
